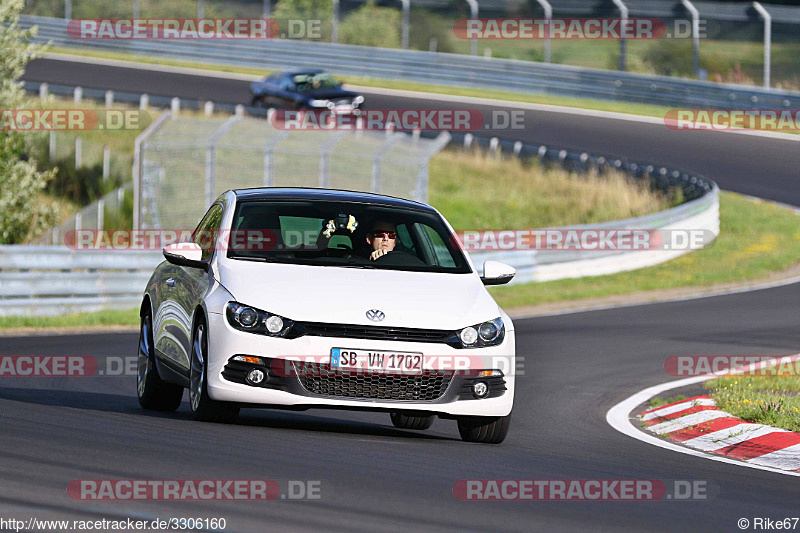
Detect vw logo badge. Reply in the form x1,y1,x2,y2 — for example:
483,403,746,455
366,309,385,322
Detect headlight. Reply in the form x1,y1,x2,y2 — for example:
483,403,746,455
353,95,364,105
309,99,332,108
457,318,504,348
226,302,294,337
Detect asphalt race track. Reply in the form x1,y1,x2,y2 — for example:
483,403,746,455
2,57,798,532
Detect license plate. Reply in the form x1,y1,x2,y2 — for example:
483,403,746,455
330,348,423,375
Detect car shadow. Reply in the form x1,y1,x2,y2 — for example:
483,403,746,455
0,386,458,442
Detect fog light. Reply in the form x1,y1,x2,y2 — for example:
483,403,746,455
246,368,266,385
459,326,478,346
265,315,284,334
472,381,489,398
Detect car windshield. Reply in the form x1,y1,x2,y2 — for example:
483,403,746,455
292,73,340,92
227,200,472,274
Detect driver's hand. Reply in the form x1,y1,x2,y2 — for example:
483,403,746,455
370,249,389,261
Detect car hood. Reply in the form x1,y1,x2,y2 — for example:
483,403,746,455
216,261,499,330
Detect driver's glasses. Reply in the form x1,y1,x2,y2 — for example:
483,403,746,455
371,231,396,239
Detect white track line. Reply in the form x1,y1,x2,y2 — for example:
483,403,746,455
748,444,800,470
606,354,800,477
647,410,732,435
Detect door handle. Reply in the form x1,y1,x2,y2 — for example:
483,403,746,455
165,278,176,290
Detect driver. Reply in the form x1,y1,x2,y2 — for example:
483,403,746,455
366,221,397,261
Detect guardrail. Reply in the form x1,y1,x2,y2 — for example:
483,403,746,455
0,247,162,316
21,15,800,110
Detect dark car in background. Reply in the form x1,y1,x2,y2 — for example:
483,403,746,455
250,69,364,115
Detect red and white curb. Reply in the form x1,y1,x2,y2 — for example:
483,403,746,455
606,353,800,477
638,395,800,471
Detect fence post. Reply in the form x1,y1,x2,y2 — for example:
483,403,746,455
105,90,114,107
371,133,403,194
197,0,204,19
611,0,628,71
401,0,410,50
97,199,105,231
139,94,149,109
414,131,450,203
681,0,700,78
133,0,139,18
103,146,110,181
65,0,71,19
74,86,82,104
535,0,552,63
465,0,479,56
263,130,289,186
39,82,48,101
171,97,181,114
49,131,56,161
753,2,772,88
206,115,242,206
318,131,347,188
204,101,214,116
75,137,82,168
332,0,339,43
133,111,171,230
262,0,270,19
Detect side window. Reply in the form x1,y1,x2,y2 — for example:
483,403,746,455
193,204,224,261
423,225,456,267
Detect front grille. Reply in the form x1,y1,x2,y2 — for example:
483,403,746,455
296,362,452,401
293,321,455,345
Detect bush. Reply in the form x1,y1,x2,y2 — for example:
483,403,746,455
0,0,59,243
339,2,400,48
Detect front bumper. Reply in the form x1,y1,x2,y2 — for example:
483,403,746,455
206,312,515,417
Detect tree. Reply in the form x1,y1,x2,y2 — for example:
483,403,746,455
273,0,333,41
0,0,57,244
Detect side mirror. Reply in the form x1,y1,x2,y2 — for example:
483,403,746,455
481,261,515,286
163,243,208,271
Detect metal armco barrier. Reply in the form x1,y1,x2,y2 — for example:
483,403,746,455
21,15,800,110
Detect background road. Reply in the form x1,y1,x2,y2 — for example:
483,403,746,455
2,56,798,532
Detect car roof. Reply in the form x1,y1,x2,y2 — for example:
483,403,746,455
280,69,326,76
232,187,435,211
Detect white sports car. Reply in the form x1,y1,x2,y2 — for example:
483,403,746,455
137,188,516,443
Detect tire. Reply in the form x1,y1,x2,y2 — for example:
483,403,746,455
390,411,435,430
457,414,511,444
250,95,264,107
137,311,183,411
190,320,239,423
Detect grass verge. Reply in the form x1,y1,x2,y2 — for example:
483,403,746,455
704,373,800,432
647,395,687,409
0,308,139,330
488,192,800,309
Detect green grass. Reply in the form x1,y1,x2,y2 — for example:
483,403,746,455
487,191,800,308
429,149,673,228
0,308,139,329
647,395,687,409
704,374,800,433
